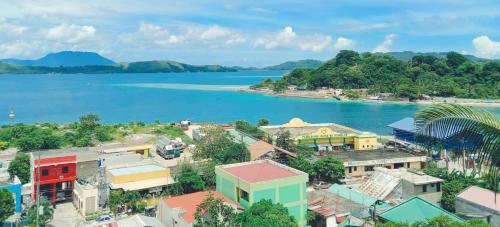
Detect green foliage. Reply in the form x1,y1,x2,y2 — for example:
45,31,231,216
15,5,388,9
375,215,490,227
235,120,265,139
258,118,269,126
235,200,298,227
0,189,15,222
287,146,316,180
172,161,205,195
193,192,237,227
275,130,294,151
109,190,124,216
79,114,100,132
193,125,250,165
263,59,322,70
153,125,193,144
0,141,8,150
314,155,345,183
27,197,54,226
7,153,30,184
0,124,62,152
255,51,500,99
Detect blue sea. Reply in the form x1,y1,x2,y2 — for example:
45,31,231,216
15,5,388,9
1,71,498,135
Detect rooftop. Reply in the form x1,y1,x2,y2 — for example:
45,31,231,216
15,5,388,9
108,164,166,176
457,186,500,212
220,160,303,183
330,149,425,164
260,118,360,137
378,197,463,224
376,167,443,185
387,117,415,132
164,191,238,223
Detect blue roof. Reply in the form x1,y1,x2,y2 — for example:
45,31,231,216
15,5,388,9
387,117,415,132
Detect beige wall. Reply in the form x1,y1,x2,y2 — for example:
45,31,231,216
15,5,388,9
345,161,424,177
353,137,378,151
73,181,98,215
158,199,191,227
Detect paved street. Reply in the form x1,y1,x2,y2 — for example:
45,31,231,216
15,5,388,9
48,202,83,227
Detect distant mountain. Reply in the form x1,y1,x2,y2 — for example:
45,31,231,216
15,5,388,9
1,51,115,67
376,51,486,62
263,59,323,70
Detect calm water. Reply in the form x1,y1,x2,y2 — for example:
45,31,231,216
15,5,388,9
1,71,498,135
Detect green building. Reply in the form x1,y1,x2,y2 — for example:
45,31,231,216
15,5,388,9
215,160,309,226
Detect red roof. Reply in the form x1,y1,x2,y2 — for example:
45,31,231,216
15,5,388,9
34,155,77,166
223,162,298,183
163,191,238,223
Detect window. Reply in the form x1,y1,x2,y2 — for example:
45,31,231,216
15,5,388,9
348,167,352,173
62,166,69,173
422,184,427,193
364,166,374,172
239,189,249,202
437,183,441,192
394,163,404,169
353,166,357,171
42,169,49,176
431,183,435,187
406,163,410,168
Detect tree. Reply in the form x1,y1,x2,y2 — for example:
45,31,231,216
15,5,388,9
172,161,205,195
8,153,30,184
446,51,467,69
0,141,8,150
79,114,100,132
0,189,15,223
287,146,316,180
193,125,234,161
27,197,54,226
109,190,124,216
123,191,143,213
235,200,298,227
275,130,294,151
415,104,500,194
314,155,345,182
193,192,237,227
258,118,269,126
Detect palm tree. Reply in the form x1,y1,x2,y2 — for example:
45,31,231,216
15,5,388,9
414,104,499,192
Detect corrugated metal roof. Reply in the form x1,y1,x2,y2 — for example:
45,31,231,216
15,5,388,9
378,197,463,224
387,117,415,132
329,184,385,207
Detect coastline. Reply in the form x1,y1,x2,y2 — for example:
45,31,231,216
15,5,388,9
239,88,500,108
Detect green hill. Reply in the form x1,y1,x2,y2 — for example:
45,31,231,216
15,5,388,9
263,59,323,70
377,51,486,62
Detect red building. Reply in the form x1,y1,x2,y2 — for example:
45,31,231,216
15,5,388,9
32,154,77,203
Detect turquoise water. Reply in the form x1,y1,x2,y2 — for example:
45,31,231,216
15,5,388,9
1,71,498,135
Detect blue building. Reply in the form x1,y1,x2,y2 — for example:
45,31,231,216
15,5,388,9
0,174,22,213
388,117,482,151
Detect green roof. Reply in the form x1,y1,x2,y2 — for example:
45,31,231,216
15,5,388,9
329,184,391,209
378,197,463,224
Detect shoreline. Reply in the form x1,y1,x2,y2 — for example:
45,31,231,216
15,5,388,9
239,88,500,108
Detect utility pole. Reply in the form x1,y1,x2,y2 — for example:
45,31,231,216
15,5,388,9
36,150,41,227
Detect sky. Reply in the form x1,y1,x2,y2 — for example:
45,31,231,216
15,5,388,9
0,0,500,67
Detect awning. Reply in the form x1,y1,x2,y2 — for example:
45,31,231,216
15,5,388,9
109,176,175,191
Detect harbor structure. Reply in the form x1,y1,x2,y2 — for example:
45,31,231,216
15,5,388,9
260,118,379,151
455,186,500,227
215,160,309,226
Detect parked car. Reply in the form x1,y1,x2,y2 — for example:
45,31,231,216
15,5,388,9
313,181,331,190
95,214,113,223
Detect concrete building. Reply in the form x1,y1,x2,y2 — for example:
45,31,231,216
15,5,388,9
359,167,444,204
0,167,22,212
95,142,153,158
260,118,379,151
157,191,239,227
215,160,308,226
73,180,98,215
456,186,500,227
226,128,275,160
330,149,426,177
107,163,174,193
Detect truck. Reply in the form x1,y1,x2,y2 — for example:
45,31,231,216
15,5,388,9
156,136,182,159
180,120,191,131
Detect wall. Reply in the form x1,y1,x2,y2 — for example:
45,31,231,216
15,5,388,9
344,161,424,177
108,169,170,184
402,181,442,204
157,199,191,227
0,183,22,212
73,181,98,215
456,198,500,227
34,163,77,183
353,137,378,150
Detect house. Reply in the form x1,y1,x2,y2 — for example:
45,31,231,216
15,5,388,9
226,128,275,160
215,160,309,226
30,152,77,203
455,186,500,227
107,163,174,194
330,149,426,177
157,191,239,227
288,85,298,91
378,197,463,225
356,167,444,204
0,166,22,212
260,118,379,152
73,179,98,216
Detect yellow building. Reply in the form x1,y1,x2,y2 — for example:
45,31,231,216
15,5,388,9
260,118,378,151
107,164,174,193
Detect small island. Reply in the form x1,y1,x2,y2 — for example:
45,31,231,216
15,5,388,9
245,50,500,107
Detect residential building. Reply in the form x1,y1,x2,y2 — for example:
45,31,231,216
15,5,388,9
226,128,275,160
330,149,426,177
73,179,98,216
157,191,239,227
107,163,174,194
357,167,443,204
30,152,77,203
260,118,379,151
378,197,463,225
215,160,308,226
456,186,500,227
0,166,22,212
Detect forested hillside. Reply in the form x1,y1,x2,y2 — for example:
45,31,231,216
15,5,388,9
253,50,500,100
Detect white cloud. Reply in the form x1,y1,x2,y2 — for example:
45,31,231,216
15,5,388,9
46,24,96,43
254,26,332,52
0,41,33,58
136,23,184,46
0,22,27,36
472,35,500,58
199,25,231,40
373,34,396,53
333,37,356,50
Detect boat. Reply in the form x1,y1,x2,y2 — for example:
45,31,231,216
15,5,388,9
8,110,15,118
